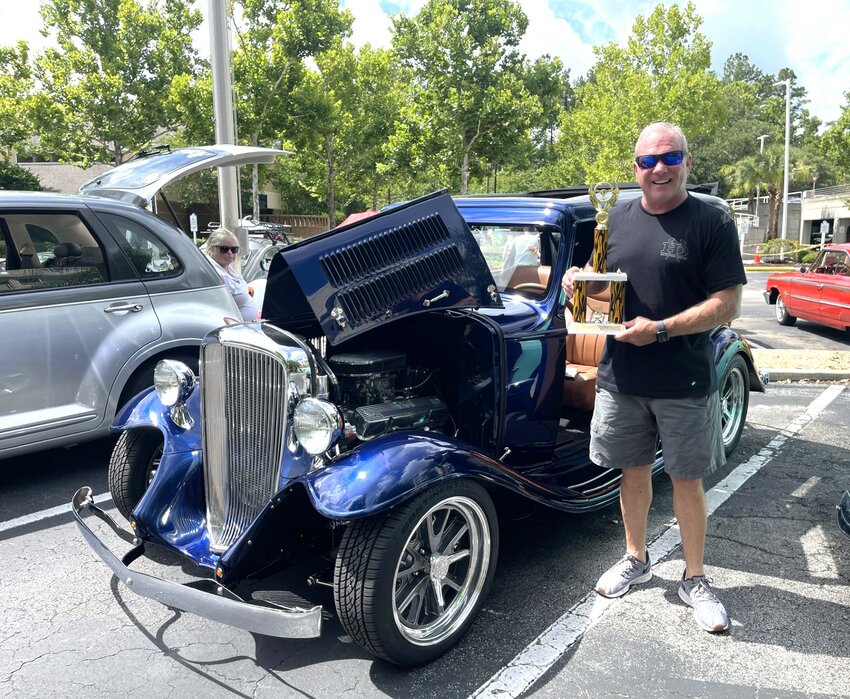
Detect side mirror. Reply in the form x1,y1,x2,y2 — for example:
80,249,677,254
798,265,808,273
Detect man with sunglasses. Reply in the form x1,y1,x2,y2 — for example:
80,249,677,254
562,122,746,633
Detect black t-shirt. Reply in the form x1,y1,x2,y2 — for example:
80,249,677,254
595,194,747,398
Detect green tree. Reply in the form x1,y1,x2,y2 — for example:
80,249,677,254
556,2,726,184
30,0,202,165
171,0,352,217
339,46,407,210
721,142,827,240
522,56,573,167
0,43,35,161
820,92,850,182
389,0,540,194
278,41,404,225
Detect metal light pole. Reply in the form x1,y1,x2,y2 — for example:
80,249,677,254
210,0,240,241
774,79,791,257
756,134,769,205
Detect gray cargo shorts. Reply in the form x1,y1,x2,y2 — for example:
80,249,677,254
589,386,726,480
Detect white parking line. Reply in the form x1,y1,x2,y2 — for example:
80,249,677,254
0,491,112,534
470,384,846,699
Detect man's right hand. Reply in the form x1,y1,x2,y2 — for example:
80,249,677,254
561,266,581,297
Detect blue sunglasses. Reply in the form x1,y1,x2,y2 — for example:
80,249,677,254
635,150,685,170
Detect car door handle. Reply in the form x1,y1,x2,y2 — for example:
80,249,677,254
104,303,143,314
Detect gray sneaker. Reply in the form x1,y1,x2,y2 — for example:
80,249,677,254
595,552,652,598
678,574,730,633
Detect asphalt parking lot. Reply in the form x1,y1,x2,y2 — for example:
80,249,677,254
2,383,848,698
2,269,849,697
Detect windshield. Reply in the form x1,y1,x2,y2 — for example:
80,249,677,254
469,224,544,290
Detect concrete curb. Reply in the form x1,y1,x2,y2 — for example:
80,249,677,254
744,265,797,272
761,370,850,382
750,349,850,383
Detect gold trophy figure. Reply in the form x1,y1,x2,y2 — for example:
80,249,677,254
570,182,627,334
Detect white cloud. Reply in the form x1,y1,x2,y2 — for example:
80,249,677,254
343,0,394,49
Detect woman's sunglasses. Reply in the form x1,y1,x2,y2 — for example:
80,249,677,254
216,245,240,254
634,150,685,170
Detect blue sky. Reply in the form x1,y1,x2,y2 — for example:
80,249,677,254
3,1,848,126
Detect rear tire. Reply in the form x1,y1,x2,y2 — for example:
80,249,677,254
108,429,163,522
775,294,797,326
719,355,750,456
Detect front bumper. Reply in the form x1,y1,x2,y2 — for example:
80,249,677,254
72,487,322,638
762,290,772,305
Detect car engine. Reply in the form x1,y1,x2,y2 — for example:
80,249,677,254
327,350,449,441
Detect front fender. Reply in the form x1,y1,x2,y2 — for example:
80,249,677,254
112,384,203,452
304,430,580,519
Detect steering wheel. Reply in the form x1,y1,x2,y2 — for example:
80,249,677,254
512,282,547,294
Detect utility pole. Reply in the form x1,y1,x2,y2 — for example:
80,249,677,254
756,134,769,207
773,79,791,258
210,0,241,247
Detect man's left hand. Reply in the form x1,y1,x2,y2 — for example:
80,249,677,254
614,316,657,346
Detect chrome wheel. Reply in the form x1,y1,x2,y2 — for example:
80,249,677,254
334,479,498,665
720,355,750,456
775,295,797,326
392,495,491,646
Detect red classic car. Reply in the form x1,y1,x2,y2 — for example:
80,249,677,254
763,244,850,331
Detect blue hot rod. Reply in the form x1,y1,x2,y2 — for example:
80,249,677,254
73,189,765,665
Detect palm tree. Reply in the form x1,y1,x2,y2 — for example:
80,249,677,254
721,143,786,239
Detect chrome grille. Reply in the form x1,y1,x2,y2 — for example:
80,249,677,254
201,341,288,552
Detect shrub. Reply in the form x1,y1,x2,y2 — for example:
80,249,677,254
0,162,43,191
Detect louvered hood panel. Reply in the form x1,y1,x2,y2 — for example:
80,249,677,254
263,191,502,345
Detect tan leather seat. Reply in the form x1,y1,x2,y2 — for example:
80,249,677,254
506,264,551,289
562,298,610,412
562,333,606,412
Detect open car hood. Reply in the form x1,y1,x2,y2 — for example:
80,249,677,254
79,145,288,207
262,191,503,345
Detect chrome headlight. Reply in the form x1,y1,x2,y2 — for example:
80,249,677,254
293,398,342,455
154,359,196,407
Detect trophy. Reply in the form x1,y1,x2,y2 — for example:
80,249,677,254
570,182,627,334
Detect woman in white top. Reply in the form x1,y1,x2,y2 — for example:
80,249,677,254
205,230,260,321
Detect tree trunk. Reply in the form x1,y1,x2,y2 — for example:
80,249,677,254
326,133,335,229
460,151,469,195
372,178,380,211
252,164,259,220
766,185,779,240
251,132,260,221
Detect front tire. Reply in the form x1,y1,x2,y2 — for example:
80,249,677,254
108,429,163,522
775,294,797,326
720,354,750,456
334,479,499,666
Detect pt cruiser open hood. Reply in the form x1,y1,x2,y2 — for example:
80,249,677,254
79,145,288,207
262,191,503,345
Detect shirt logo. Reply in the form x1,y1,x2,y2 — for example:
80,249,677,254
661,238,688,262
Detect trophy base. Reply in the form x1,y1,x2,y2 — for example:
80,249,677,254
574,271,627,282
569,322,625,335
